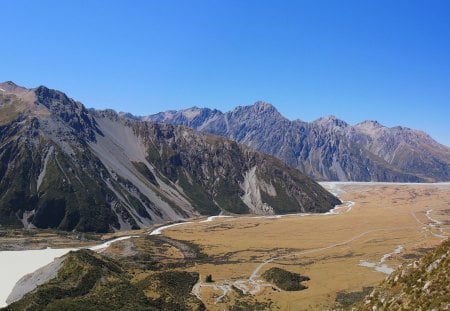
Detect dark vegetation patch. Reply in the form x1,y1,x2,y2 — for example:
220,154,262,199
260,183,300,214
203,222,262,233
274,259,315,267
0,141,119,232
203,223,234,232
440,208,450,215
401,253,422,260
214,179,249,214
131,161,158,186
136,271,205,310
415,247,435,254
217,248,297,264
126,194,151,219
334,286,373,309
177,173,220,215
317,251,362,261
261,267,310,291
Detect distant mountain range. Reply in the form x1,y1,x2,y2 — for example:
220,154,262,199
0,82,339,232
144,102,450,182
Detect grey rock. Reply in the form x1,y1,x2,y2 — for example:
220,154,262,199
145,102,450,182
6,256,65,305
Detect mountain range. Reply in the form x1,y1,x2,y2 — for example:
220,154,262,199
146,102,450,182
0,82,339,232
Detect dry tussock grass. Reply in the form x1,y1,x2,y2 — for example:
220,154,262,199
162,183,450,310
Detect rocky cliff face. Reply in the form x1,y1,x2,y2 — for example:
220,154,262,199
355,238,450,310
0,82,340,232
147,102,450,182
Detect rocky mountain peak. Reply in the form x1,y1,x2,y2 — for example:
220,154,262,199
230,101,284,121
355,120,383,128
33,85,90,118
34,85,69,104
179,106,211,121
0,81,33,100
148,106,223,130
361,119,381,125
253,101,276,110
118,111,140,120
314,115,349,128
353,120,385,135
30,85,98,141
0,81,19,90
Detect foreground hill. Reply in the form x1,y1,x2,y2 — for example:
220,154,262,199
0,82,339,232
355,238,450,310
5,247,206,311
146,102,450,182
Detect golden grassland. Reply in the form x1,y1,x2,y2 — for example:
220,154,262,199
2,183,449,310
159,183,450,310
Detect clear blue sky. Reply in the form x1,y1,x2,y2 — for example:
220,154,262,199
2,0,450,146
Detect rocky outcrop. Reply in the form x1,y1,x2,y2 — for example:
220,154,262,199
0,82,340,232
145,102,450,182
355,238,450,310
6,257,66,305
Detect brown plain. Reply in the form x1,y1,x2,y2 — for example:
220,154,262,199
161,183,450,310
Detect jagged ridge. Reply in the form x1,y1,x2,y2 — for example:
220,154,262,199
0,82,340,232
146,102,450,182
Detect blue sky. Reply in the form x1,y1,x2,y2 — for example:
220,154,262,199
1,0,450,146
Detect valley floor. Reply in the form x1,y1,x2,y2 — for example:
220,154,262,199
159,182,450,310
1,182,450,310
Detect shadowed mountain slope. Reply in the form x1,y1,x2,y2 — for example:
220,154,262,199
0,82,339,232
